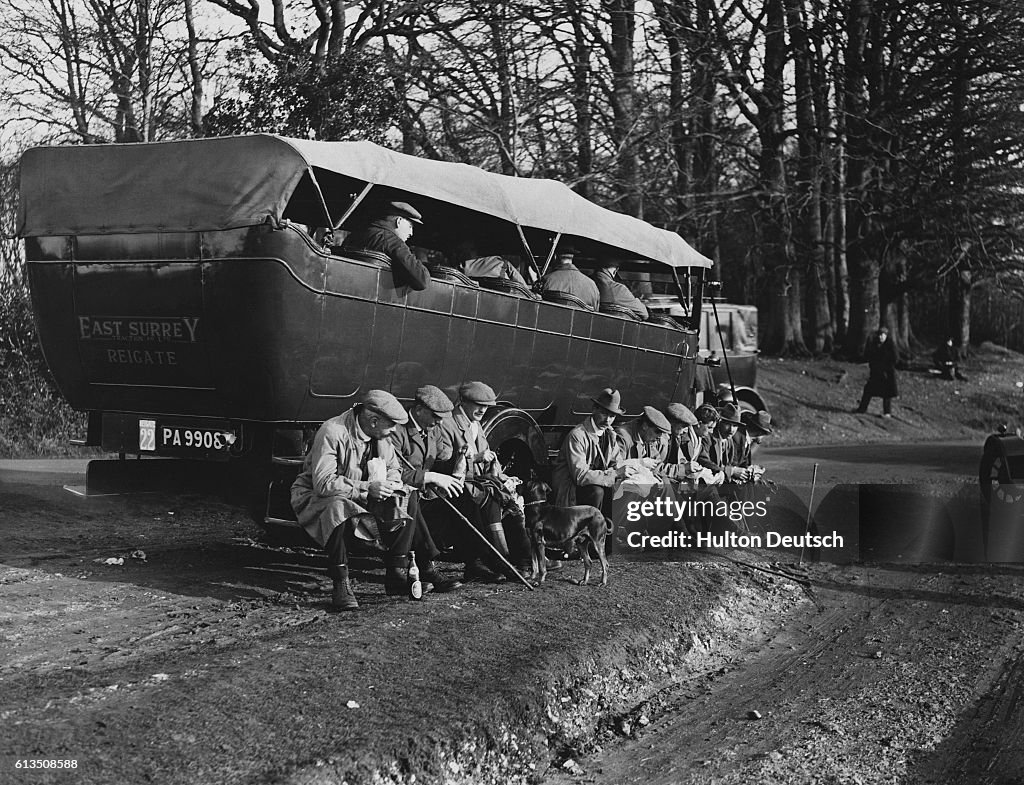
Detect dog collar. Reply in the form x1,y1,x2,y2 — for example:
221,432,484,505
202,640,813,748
523,500,547,507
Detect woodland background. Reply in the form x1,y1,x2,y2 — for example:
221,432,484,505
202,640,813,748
2,0,1024,434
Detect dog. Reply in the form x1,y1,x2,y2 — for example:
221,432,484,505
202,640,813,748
521,480,613,586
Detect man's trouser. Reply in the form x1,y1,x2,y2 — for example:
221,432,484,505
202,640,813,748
323,497,440,580
422,485,531,568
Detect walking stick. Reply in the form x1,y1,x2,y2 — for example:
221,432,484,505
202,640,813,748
798,463,819,566
392,450,533,590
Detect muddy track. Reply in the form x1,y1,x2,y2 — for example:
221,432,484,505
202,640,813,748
542,564,1024,785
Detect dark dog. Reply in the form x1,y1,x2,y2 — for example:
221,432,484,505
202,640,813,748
521,480,612,586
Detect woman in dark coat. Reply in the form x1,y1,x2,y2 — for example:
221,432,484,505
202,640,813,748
856,327,899,416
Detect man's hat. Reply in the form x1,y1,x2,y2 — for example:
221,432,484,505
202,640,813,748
415,385,454,415
591,388,625,416
386,201,423,225
666,402,698,426
362,389,409,424
458,381,497,406
741,410,773,436
694,403,721,424
642,406,671,434
718,403,743,426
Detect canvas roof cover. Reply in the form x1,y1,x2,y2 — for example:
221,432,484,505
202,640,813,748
18,134,713,269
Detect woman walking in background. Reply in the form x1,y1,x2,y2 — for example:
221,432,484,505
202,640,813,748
855,326,899,417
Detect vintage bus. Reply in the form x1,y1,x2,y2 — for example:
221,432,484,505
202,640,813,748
18,134,715,494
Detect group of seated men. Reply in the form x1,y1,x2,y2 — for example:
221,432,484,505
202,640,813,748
553,388,773,520
291,379,772,611
291,382,532,611
334,200,653,321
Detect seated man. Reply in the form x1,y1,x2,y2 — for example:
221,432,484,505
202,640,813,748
456,239,529,286
552,388,627,513
594,259,649,321
436,381,532,580
700,403,750,483
290,390,434,611
616,405,670,461
735,410,773,469
663,403,704,476
342,201,431,290
538,250,600,310
390,385,469,593
932,338,967,381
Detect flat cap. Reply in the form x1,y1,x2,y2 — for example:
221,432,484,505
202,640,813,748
642,406,671,434
415,384,454,414
362,389,409,424
666,402,698,426
458,381,497,406
386,201,423,224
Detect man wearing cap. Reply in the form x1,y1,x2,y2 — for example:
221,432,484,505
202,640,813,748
662,403,704,478
390,385,467,592
594,260,649,321
616,406,670,461
436,381,532,581
342,201,431,291
291,390,415,610
552,388,628,511
701,403,751,482
735,410,773,469
538,251,600,310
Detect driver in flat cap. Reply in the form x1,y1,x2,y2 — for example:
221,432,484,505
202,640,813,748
291,389,422,611
342,201,431,291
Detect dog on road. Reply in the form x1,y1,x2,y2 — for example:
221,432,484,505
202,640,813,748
521,480,612,586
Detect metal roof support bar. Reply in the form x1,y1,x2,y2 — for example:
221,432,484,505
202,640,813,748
539,232,562,278
333,183,374,230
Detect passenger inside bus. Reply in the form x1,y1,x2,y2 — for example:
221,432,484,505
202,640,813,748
538,250,600,310
455,239,530,287
341,201,432,291
593,259,649,321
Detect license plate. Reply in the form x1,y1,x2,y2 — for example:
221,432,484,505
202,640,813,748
155,424,237,453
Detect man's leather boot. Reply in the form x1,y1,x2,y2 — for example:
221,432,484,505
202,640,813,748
385,555,410,596
420,559,462,592
463,558,502,583
332,565,359,611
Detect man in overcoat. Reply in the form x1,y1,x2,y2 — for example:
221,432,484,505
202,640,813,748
538,251,600,310
291,390,415,610
855,326,899,416
594,260,649,320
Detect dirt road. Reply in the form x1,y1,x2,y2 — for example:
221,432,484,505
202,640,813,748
542,562,1024,785
3,447,1022,784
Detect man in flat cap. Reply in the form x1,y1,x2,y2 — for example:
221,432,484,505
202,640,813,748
389,385,468,592
436,381,532,581
552,388,627,512
616,405,670,461
342,201,431,291
594,259,649,321
538,250,600,310
662,403,704,478
291,389,420,610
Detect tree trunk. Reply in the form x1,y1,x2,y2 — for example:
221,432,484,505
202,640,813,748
605,0,640,217
568,0,594,200
948,268,972,355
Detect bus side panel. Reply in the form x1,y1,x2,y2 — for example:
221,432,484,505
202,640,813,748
202,257,322,421
27,261,83,408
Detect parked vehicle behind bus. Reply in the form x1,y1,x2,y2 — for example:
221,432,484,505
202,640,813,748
18,134,715,498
